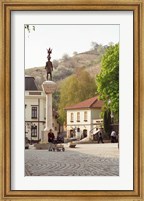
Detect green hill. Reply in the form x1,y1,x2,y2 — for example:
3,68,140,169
25,44,108,90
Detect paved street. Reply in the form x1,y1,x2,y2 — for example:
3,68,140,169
25,143,119,176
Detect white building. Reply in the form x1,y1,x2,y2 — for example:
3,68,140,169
65,96,104,139
25,76,59,143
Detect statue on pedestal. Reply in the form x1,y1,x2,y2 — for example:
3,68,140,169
45,48,53,80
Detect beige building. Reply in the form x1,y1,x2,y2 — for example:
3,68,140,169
25,76,59,143
65,96,104,139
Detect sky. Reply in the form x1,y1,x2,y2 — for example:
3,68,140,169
25,25,119,68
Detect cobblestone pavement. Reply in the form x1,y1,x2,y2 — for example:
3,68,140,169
25,143,119,176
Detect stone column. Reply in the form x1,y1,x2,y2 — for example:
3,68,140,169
45,93,52,131
41,80,56,143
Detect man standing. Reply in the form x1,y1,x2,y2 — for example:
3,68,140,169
98,128,104,143
111,130,116,143
48,129,55,151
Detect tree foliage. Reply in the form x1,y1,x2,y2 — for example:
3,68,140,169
96,44,119,117
62,53,70,61
91,42,99,50
53,66,73,81
52,59,59,69
58,69,96,123
90,41,107,55
103,110,111,137
52,90,60,110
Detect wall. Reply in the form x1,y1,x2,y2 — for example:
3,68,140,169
66,108,103,139
66,109,92,139
25,91,59,142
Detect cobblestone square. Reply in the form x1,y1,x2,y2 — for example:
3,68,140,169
25,143,119,176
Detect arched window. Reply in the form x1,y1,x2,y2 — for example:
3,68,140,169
31,125,37,137
83,129,87,138
31,106,37,119
77,127,80,132
70,129,75,137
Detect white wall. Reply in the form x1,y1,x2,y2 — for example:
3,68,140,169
25,91,59,141
66,108,103,139
67,109,91,124
91,108,102,119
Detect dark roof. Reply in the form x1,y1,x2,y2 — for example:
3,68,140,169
65,96,104,110
25,76,38,91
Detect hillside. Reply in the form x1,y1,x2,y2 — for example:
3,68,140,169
25,45,107,90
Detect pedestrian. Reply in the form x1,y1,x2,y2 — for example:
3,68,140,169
98,129,104,143
48,129,55,151
111,130,116,143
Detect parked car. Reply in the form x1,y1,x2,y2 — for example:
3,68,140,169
25,137,29,149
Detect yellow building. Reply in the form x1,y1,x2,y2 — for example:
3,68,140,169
65,96,104,140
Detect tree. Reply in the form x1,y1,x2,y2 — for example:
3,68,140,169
73,51,78,56
91,41,99,50
97,44,105,54
96,44,119,119
62,53,70,61
58,69,96,123
103,110,111,137
52,90,60,110
52,59,59,69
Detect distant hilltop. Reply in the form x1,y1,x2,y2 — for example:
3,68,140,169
25,44,108,90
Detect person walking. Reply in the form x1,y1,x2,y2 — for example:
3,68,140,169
48,129,55,151
98,129,104,143
111,130,116,143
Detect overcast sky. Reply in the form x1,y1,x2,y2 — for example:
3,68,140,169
25,24,119,68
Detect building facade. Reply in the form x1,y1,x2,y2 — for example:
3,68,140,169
25,76,59,143
65,96,104,139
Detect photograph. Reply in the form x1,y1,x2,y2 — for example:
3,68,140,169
24,24,120,177
0,0,143,200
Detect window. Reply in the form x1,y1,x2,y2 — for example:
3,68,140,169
31,125,37,137
70,113,74,122
83,129,87,138
84,111,87,122
77,128,80,132
70,129,75,137
31,106,37,119
77,112,80,122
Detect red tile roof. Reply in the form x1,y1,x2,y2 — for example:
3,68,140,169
65,96,104,110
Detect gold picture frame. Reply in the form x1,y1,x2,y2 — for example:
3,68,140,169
0,0,143,200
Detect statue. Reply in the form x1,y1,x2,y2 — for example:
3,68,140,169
45,48,53,80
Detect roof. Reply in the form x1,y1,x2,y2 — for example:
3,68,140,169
65,96,104,110
25,76,38,91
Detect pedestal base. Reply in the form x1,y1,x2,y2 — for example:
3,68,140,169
41,130,49,143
